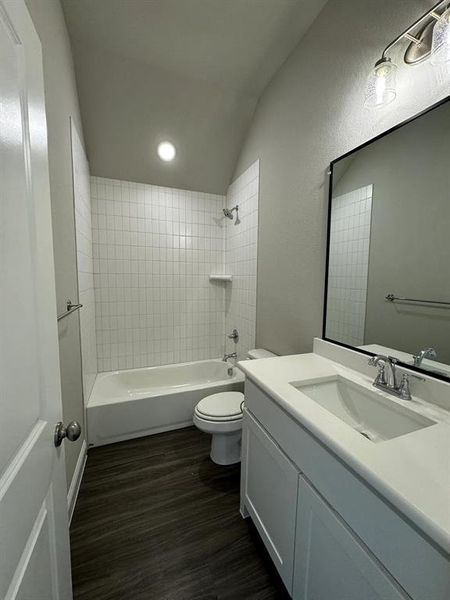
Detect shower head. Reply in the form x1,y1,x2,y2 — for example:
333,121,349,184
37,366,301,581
223,205,239,221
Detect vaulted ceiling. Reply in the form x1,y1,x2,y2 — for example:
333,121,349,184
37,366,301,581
62,0,327,193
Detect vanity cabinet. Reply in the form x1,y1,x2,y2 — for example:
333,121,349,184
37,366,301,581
294,476,408,600
241,379,450,600
241,409,298,592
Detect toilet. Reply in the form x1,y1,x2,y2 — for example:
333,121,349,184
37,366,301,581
193,348,277,465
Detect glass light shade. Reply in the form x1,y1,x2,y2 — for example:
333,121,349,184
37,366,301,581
431,7,450,65
364,59,398,108
157,141,176,161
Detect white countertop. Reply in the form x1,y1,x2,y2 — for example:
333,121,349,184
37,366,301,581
239,352,450,554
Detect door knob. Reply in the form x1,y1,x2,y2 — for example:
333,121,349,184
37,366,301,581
54,421,82,447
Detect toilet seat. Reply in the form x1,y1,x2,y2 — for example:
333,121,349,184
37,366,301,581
195,391,244,422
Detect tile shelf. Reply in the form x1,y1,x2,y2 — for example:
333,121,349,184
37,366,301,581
209,274,233,282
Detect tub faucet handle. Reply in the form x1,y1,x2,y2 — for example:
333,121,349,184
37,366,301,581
227,329,239,341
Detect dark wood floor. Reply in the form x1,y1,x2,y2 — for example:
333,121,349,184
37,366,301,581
70,427,290,600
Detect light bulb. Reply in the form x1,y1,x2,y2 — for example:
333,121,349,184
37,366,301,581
364,58,397,109
431,7,450,65
157,141,176,162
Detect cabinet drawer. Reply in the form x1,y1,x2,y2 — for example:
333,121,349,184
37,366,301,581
241,410,298,593
245,379,450,600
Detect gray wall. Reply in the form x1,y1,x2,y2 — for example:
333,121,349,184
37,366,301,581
26,0,86,489
332,101,450,363
233,0,450,357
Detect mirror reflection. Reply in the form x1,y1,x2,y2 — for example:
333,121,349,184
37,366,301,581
325,98,450,379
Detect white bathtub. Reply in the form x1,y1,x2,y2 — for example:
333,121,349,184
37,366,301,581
87,359,245,447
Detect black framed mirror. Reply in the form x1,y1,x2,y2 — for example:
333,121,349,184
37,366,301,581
323,95,450,381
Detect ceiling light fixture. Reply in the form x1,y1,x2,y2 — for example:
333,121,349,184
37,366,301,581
365,0,450,109
157,141,176,162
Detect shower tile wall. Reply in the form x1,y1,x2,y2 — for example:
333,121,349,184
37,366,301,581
71,123,97,401
91,177,226,371
224,160,259,361
326,185,373,346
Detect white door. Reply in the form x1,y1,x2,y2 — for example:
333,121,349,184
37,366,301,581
0,0,74,598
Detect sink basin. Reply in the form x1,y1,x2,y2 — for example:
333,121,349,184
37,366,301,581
291,375,435,443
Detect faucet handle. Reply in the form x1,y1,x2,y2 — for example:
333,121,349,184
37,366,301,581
398,373,412,401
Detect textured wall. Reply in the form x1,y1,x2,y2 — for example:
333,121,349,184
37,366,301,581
91,177,226,370
72,122,97,402
233,0,450,356
26,0,86,490
224,161,259,361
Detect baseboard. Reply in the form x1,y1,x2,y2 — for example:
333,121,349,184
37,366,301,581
67,439,87,524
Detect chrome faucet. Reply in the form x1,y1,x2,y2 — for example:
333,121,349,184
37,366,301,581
413,347,437,367
223,352,237,362
368,355,412,400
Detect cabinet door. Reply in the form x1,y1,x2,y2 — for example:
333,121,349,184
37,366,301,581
294,476,409,600
241,411,298,592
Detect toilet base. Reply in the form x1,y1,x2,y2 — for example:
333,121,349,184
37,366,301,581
210,431,242,465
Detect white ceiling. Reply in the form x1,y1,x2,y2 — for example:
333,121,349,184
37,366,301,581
62,0,327,193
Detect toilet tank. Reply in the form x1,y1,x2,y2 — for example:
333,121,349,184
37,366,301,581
247,348,277,360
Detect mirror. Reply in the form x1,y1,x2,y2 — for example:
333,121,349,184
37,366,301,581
324,97,450,380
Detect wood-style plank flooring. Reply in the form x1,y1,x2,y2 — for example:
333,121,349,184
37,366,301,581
70,427,290,599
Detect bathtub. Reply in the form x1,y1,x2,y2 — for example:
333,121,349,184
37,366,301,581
87,359,245,447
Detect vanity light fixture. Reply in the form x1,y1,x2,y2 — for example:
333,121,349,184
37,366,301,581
431,6,450,64
364,58,398,108
365,0,450,108
157,141,176,162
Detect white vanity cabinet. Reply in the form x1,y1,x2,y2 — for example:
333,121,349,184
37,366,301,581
241,409,298,592
294,476,408,600
241,379,450,600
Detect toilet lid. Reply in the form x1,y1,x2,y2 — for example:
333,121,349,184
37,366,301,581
196,392,244,420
